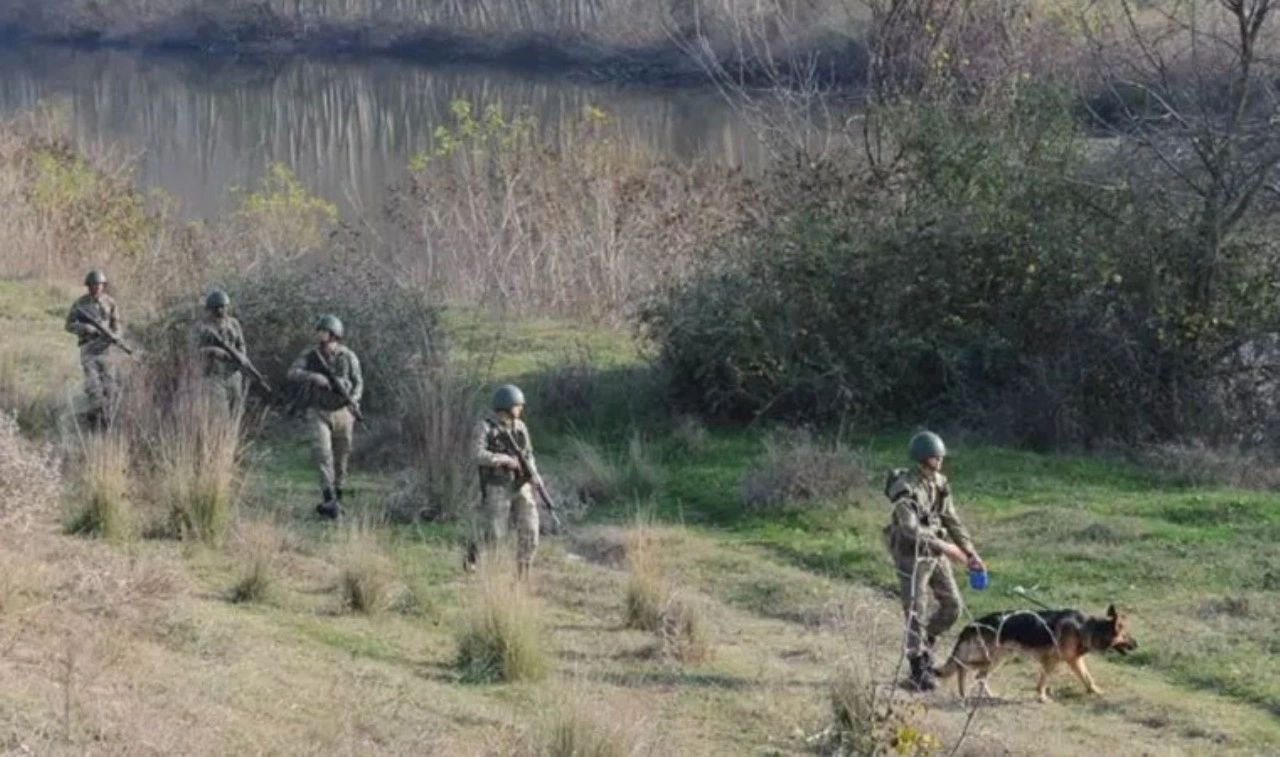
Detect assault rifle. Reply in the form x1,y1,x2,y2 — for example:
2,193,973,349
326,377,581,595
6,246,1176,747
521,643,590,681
201,326,272,395
309,348,363,422
73,306,134,355
495,424,563,533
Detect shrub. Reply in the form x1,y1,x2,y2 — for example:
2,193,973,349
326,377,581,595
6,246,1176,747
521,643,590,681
818,663,943,757
135,245,444,419
642,79,1280,450
740,428,866,511
455,556,549,683
526,691,653,757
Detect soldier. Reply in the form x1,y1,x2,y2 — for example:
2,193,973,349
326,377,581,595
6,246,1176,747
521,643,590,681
191,288,247,414
467,384,542,580
286,315,363,520
883,431,986,692
64,269,122,429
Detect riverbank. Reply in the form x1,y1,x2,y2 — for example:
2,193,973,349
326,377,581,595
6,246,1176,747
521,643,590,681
0,0,867,89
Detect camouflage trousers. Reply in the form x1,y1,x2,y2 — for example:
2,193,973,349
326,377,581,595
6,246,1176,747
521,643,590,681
307,407,354,495
79,349,115,416
203,372,245,416
894,556,963,658
473,482,539,575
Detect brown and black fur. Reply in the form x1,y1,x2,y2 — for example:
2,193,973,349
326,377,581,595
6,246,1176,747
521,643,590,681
933,604,1137,702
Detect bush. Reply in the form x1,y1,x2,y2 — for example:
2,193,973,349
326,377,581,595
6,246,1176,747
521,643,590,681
455,556,549,683
654,594,712,665
642,82,1280,450
136,246,444,419
740,428,866,511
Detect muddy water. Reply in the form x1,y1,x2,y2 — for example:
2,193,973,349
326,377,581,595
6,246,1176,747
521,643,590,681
0,46,766,218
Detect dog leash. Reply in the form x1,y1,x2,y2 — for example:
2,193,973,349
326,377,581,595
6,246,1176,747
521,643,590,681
1009,585,1055,611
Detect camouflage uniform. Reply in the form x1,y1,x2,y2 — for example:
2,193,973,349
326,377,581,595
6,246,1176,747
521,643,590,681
191,314,247,413
64,293,121,419
472,414,540,576
883,467,975,660
286,345,363,503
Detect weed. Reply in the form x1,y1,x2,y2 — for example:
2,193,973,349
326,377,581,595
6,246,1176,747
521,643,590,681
455,554,548,683
526,687,654,757
819,663,944,757
64,429,133,542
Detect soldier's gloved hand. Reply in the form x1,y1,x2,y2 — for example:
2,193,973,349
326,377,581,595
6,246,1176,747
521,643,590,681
504,457,523,471
79,324,100,336
335,378,351,394
308,373,331,389
966,553,986,573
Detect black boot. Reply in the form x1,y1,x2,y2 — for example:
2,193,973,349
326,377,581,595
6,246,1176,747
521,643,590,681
463,542,479,572
316,487,341,519
908,654,937,692
334,486,344,502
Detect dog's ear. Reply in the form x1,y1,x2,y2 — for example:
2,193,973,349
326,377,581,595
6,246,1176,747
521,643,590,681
1106,604,1117,619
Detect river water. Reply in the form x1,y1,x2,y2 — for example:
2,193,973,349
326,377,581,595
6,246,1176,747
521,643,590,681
0,46,767,219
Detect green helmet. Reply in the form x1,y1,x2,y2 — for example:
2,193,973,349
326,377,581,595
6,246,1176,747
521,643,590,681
492,384,526,412
84,269,107,286
314,314,344,339
205,289,230,310
908,431,946,462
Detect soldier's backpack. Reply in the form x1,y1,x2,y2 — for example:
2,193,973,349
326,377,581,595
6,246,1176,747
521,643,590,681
883,467,912,504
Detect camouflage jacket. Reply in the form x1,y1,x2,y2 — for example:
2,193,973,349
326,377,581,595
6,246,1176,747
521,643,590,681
191,315,247,379
474,414,539,487
64,293,120,354
286,345,363,412
883,468,976,560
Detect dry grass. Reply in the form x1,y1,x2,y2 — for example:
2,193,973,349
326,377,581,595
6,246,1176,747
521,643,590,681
653,593,713,665
0,409,63,534
455,553,549,684
564,434,665,508
622,518,665,632
525,685,656,757
1129,441,1280,491
740,428,866,512
63,428,134,542
229,519,287,604
144,368,246,545
389,354,487,523
332,517,400,615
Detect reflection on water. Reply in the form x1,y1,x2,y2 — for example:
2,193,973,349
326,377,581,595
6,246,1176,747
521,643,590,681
0,47,765,218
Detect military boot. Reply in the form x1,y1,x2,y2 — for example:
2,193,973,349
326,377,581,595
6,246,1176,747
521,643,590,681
316,487,341,520
908,654,937,692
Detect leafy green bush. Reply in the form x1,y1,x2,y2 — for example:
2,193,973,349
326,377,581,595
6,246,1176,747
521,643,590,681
641,84,1280,449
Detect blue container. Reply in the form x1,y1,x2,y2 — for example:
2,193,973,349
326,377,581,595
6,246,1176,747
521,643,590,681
968,568,989,591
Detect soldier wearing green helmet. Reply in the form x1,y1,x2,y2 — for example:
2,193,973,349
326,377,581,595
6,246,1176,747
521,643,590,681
191,288,248,413
286,314,364,519
883,430,986,692
64,268,122,429
466,383,543,579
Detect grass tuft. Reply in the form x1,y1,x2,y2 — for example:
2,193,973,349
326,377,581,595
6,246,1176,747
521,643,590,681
622,518,665,632
64,429,133,542
455,554,548,684
228,520,285,604
334,518,399,615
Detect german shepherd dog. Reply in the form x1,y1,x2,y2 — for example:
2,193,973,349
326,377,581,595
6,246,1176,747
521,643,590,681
933,604,1137,702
